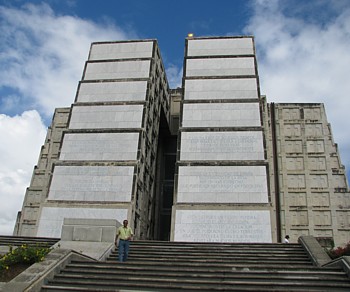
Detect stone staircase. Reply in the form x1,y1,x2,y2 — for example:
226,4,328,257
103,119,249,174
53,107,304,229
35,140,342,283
41,240,350,291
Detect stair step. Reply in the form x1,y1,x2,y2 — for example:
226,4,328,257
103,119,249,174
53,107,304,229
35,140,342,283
111,250,309,256
43,276,350,291
64,264,347,277
69,259,329,270
107,257,314,266
121,249,306,255
59,268,349,281
41,241,350,291
112,253,310,261
66,262,345,275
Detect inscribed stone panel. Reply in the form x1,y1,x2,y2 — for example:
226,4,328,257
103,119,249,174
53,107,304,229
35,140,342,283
284,124,301,136
305,124,323,137
69,105,143,129
186,58,255,77
290,230,309,240
174,210,272,243
77,81,147,102
306,140,325,153
332,175,347,188
60,133,139,161
311,192,330,207
21,226,36,237
314,230,333,237
330,157,340,169
310,175,328,188
23,207,39,220
182,103,261,128
304,108,321,120
37,207,128,238
89,42,153,60
27,192,42,205
48,165,134,202
187,38,254,56
177,166,268,203
336,211,350,228
52,143,60,154
335,193,350,208
313,211,331,226
287,192,307,207
285,157,304,171
72,227,102,242
84,60,150,80
281,108,300,120
290,211,308,226
38,158,48,169
180,131,264,161
284,140,303,154
287,175,305,188
32,174,46,187
309,157,326,171
338,231,350,245
184,78,258,100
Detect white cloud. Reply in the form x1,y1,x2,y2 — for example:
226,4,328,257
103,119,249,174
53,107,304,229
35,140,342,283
245,0,350,178
0,111,47,235
0,3,135,117
166,64,183,89
0,3,135,235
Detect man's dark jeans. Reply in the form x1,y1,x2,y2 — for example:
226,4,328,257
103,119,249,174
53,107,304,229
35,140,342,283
118,239,130,262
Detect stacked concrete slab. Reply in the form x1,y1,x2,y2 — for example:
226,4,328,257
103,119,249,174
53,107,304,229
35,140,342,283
171,37,274,242
34,40,170,239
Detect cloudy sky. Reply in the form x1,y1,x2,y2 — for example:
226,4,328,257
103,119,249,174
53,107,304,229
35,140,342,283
0,0,349,235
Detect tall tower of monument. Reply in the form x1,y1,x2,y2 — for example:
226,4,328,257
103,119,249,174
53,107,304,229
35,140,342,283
171,36,273,242
16,40,171,239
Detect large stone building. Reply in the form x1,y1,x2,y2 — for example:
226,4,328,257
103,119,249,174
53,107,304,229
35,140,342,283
13,36,350,247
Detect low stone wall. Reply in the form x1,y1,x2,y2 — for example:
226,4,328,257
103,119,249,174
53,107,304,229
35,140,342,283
298,235,331,267
1,248,95,292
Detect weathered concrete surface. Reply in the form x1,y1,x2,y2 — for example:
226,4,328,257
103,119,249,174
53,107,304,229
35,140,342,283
324,256,350,278
53,241,115,261
299,235,331,266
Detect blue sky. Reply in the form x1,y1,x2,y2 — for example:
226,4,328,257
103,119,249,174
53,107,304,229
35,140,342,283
1,0,350,234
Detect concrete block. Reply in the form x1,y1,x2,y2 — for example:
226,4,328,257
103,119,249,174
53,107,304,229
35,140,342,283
84,60,151,80
37,207,127,238
77,80,147,103
186,57,255,77
61,226,74,241
72,226,102,242
89,41,153,60
187,37,254,56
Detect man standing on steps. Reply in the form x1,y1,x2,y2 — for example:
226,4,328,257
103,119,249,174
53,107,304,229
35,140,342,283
115,219,134,262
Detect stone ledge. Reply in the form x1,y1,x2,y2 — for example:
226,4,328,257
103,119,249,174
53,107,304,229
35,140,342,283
53,241,115,261
298,235,331,267
323,256,350,278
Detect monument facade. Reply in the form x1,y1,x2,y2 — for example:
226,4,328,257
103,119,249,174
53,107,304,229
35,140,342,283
13,36,350,247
